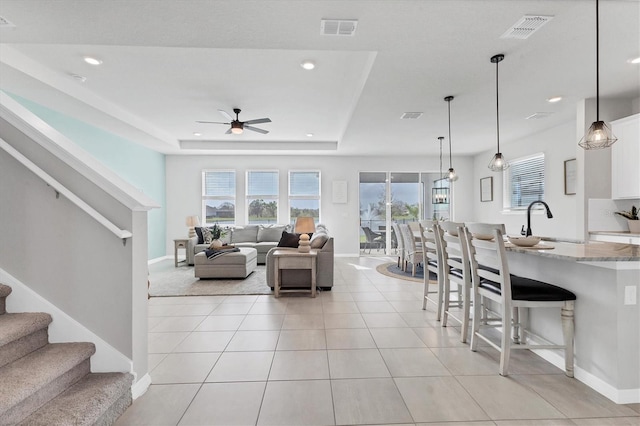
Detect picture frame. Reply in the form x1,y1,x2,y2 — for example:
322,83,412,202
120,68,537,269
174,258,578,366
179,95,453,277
564,158,576,195
480,177,493,202
332,180,348,203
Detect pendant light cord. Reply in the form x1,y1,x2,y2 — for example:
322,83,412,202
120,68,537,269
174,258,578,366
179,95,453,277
495,59,500,153
596,0,600,121
447,100,453,168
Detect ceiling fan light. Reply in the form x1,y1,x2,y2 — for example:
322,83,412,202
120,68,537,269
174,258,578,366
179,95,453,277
231,122,243,134
578,120,617,149
489,152,510,171
447,168,459,182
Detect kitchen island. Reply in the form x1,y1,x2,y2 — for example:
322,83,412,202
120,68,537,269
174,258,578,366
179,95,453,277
503,239,640,404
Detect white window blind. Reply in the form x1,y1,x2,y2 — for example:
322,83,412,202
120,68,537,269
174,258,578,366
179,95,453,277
247,171,278,196
203,171,235,197
289,171,320,196
505,153,545,209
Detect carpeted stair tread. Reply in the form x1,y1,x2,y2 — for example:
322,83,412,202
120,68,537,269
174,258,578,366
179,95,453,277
0,312,52,346
0,284,11,299
0,342,95,415
18,372,134,426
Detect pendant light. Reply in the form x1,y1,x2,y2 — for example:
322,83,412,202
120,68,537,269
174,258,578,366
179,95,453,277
432,137,449,204
488,54,509,172
444,96,458,181
578,0,617,149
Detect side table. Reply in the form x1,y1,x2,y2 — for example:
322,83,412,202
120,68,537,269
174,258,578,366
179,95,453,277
272,250,317,298
174,238,189,267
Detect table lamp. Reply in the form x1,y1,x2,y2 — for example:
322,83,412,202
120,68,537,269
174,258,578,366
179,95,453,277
185,215,200,238
295,217,316,253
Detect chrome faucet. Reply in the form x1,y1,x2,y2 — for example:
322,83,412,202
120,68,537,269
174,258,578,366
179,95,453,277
521,201,553,237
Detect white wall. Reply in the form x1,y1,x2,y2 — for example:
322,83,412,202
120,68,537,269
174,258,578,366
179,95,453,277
165,154,475,256
472,96,639,240
472,120,579,239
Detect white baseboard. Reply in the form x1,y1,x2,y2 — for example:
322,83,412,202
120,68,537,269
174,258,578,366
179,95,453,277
131,373,152,400
530,345,640,404
148,255,172,265
0,267,133,374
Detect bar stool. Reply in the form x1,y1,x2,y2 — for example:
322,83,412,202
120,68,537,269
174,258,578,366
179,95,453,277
463,223,576,377
439,221,472,343
419,222,444,320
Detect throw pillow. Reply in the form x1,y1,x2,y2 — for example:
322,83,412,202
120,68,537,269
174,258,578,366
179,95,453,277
277,231,300,248
195,227,204,244
231,225,259,243
201,227,213,244
310,233,328,249
257,225,287,242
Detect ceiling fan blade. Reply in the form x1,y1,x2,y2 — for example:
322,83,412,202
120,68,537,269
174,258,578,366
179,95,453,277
225,128,232,134
218,109,233,121
244,118,271,125
244,125,269,134
196,120,230,125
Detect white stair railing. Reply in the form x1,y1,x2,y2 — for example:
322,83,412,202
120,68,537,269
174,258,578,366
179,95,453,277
0,138,132,244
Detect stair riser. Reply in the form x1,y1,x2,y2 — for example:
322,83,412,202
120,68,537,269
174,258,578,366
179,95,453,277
93,390,132,426
0,328,49,368
2,359,90,425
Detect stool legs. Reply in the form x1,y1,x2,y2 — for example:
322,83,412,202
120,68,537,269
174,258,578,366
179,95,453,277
562,300,575,378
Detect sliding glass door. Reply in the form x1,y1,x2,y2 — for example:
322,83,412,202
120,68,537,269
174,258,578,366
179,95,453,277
359,171,451,255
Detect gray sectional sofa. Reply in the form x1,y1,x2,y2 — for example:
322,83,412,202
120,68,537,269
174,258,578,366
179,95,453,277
187,224,289,265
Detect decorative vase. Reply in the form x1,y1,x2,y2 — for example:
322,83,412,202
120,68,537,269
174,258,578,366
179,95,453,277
628,220,640,234
210,239,223,249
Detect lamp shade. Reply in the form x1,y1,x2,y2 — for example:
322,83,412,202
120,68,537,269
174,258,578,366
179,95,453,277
185,215,201,227
488,152,509,172
295,217,316,234
578,121,617,149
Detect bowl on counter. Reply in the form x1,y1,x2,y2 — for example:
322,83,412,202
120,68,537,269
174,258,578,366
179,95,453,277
508,235,541,247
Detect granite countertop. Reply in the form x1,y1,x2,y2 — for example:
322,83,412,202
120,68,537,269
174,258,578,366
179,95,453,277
504,240,640,262
589,231,640,237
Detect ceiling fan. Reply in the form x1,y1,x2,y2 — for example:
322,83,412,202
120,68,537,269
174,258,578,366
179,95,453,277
196,108,271,134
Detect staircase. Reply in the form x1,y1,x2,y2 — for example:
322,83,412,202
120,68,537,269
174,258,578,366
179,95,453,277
0,283,133,425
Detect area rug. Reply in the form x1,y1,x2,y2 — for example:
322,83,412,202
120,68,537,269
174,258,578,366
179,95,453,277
376,262,437,283
149,265,272,297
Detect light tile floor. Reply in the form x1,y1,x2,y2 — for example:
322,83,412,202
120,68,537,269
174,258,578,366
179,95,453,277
116,256,640,426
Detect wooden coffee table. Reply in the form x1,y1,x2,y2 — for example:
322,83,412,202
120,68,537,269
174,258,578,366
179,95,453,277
272,250,317,298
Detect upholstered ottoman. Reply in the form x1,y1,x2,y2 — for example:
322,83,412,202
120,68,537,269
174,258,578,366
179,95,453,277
194,247,258,279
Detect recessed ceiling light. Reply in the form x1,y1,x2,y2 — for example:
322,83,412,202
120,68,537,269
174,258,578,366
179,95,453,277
83,56,102,65
70,73,86,83
546,96,562,103
301,60,315,70
306,133,314,137
193,132,202,137
628,57,640,64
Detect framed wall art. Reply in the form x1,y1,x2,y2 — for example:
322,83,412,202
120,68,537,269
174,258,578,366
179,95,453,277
480,177,493,202
564,158,576,195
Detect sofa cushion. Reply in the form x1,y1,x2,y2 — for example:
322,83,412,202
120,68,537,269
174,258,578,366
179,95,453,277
232,225,259,243
278,231,300,248
201,227,213,244
310,233,328,249
258,225,288,242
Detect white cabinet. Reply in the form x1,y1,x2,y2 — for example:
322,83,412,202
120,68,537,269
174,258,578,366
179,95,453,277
611,114,640,199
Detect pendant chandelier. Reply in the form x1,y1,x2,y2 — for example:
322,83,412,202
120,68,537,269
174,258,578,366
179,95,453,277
432,136,449,204
444,96,458,182
579,0,617,149
488,54,509,172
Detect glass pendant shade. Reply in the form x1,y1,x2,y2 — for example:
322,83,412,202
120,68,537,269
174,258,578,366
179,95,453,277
580,0,617,150
447,168,458,181
488,152,509,171
579,122,618,150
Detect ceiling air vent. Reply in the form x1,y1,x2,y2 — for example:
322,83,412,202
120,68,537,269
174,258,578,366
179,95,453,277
320,19,358,36
500,15,553,39
401,112,423,120
526,112,553,120
0,16,16,28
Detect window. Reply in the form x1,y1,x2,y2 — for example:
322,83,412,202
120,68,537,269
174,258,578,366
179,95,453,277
202,170,236,225
289,171,320,224
504,153,545,209
246,170,279,224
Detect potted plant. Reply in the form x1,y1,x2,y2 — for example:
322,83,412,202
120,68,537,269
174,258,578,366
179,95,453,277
615,206,639,233
209,223,228,248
